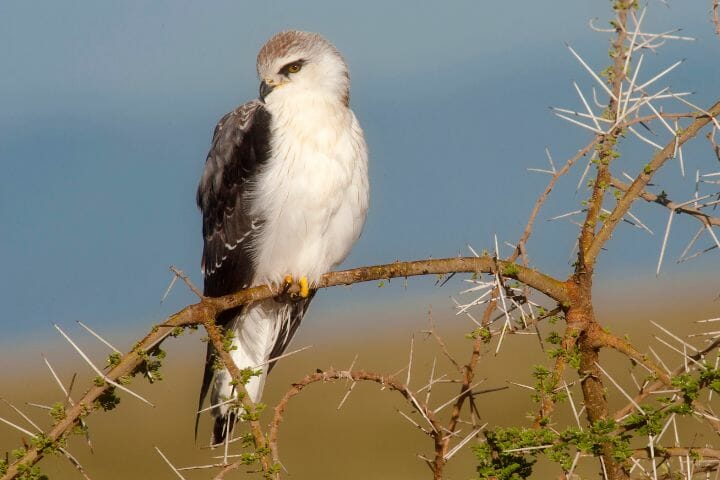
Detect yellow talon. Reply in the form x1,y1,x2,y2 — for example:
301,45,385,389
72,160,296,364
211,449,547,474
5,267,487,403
299,276,310,298
283,274,294,286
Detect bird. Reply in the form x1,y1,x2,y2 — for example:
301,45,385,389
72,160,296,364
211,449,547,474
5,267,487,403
195,30,369,444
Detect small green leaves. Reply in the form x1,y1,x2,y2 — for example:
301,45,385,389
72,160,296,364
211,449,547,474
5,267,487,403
169,326,185,337
467,327,492,343
106,352,122,369
135,347,167,381
94,386,121,411
622,408,664,436
502,264,520,277
49,402,66,424
473,423,634,479
546,331,562,345
238,367,263,386
672,373,701,402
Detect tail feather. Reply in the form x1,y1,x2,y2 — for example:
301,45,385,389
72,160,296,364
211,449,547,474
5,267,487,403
195,306,241,442
197,295,314,445
194,342,218,440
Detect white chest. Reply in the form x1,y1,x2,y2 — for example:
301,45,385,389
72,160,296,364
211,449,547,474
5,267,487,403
250,98,369,284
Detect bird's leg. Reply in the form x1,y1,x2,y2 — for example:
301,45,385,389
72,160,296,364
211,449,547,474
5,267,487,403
298,276,309,298
282,274,294,294
279,274,310,300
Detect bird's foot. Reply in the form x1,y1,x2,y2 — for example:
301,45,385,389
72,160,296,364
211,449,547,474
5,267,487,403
298,276,310,298
280,274,310,300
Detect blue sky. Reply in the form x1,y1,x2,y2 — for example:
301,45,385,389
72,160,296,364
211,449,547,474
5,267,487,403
1,1,718,343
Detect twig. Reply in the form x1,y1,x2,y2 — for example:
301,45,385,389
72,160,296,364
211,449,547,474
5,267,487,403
587,100,720,264
610,177,720,227
269,369,443,473
169,266,203,299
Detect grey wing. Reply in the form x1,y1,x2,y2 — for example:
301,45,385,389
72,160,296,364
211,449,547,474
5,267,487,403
197,100,270,296
195,100,271,436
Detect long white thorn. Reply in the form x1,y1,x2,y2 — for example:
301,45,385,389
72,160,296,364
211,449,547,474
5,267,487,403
706,225,720,251
623,7,646,77
628,125,664,150
577,153,596,191
425,356,437,405
634,59,684,92
648,346,672,374
649,435,658,480
433,381,484,414
76,321,121,354
161,274,179,303
0,415,37,437
594,362,644,413
647,103,677,139
53,324,155,407
566,44,617,101
656,209,675,276
406,335,414,386
654,337,705,368
42,355,72,399
252,345,312,369
0,399,42,433
444,428,481,461
564,383,583,430
651,320,699,352
155,447,188,480
554,112,605,134
670,93,720,130
625,210,654,235
573,81,603,132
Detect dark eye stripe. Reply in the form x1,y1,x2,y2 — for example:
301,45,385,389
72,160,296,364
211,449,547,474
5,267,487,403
278,59,305,76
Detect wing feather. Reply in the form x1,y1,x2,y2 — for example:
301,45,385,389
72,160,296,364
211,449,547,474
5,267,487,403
195,100,271,437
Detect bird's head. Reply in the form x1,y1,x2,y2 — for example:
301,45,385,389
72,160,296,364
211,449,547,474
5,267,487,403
256,31,350,107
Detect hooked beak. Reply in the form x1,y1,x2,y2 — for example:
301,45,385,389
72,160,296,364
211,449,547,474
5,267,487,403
259,80,274,102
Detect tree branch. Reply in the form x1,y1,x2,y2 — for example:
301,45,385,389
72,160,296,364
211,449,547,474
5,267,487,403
268,368,445,478
586,100,720,264
610,177,720,227
0,256,566,480
511,140,599,263
595,329,672,385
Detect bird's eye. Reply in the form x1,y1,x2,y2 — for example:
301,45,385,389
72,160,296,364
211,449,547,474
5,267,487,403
287,63,302,74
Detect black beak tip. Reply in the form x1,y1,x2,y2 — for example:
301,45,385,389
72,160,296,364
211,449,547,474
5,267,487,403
259,81,272,102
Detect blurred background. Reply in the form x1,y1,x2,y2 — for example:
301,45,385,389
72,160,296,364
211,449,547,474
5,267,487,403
1,1,719,478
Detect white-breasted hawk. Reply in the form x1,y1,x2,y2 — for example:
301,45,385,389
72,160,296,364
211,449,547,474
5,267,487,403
196,30,369,443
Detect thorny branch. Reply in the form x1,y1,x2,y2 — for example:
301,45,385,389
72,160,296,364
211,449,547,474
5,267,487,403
586,100,720,265
0,257,565,480
512,139,599,263
610,177,720,228
267,368,446,476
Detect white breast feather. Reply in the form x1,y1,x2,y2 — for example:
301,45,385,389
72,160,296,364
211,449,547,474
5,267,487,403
212,92,369,411
251,93,369,286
